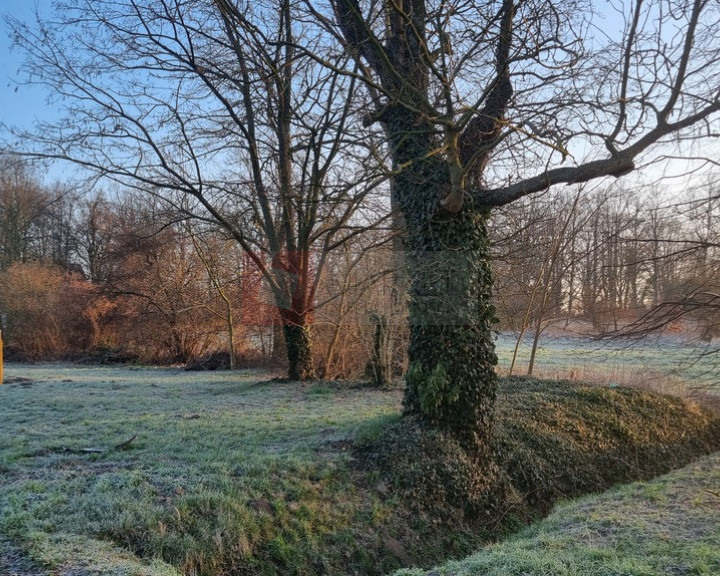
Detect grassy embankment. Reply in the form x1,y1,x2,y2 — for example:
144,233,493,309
394,451,720,576
0,363,718,576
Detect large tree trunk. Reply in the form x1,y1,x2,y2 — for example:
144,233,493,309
271,249,315,381
280,307,315,381
389,114,498,459
331,0,507,460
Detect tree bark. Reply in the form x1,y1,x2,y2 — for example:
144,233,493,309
280,307,315,381
387,111,497,458
369,312,390,387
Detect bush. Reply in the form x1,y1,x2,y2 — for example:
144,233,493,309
0,262,112,360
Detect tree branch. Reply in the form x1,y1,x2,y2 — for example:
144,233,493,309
477,96,720,207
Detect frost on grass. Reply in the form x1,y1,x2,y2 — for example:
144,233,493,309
1,364,719,576
393,451,720,576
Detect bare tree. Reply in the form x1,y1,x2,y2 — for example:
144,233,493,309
312,232,403,381
186,221,242,369
0,157,51,269
75,192,116,283
499,190,583,375
617,176,720,345
325,0,720,460
4,0,388,380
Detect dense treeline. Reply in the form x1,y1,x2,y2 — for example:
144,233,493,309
0,158,400,374
493,180,720,339
2,157,718,372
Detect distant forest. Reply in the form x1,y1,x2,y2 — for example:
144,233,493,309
2,156,719,375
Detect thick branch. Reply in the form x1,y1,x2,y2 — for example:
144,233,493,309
477,97,720,207
330,0,388,81
477,154,635,206
458,0,515,177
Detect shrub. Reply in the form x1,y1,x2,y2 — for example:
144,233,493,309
0,262,112,359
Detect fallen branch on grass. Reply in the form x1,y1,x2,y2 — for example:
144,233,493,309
57,434,138,454
113,433,138,450
68,447,105,454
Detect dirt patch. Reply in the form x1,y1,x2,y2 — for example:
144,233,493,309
74,346,139,365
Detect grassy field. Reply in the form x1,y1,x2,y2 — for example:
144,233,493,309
0,364,405,575
0,362,718,576
496,334,720,396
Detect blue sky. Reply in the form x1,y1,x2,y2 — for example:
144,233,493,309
1,0,81,182
0,0,54,131
0,1,709,190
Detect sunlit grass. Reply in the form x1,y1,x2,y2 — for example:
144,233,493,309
0,364,403,575
496,334,720,396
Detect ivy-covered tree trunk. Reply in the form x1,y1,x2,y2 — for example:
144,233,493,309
331,0,506,460
280,306,315,381
388,113,498,459
331,0,715,473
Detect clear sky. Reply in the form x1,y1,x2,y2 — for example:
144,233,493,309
1,1,81,182
0,0,55,132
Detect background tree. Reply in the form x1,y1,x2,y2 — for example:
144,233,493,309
312,232,404,381
615,178,720,351
186,222,242,369
495,190,584,375
75,192,116,284
5,0,387,380
0,157,55,269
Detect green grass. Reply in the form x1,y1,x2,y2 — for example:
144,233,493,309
0,364,404,575
392,451,720,576
0,363,718,576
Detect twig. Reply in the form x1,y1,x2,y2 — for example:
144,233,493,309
113,434,138,451
57,433,138,455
